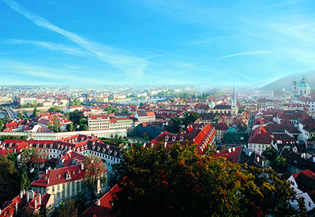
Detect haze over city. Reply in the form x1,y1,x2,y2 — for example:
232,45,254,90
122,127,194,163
1,0,315,86
1,1,315,216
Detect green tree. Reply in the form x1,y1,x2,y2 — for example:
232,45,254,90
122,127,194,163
19,148,39,172
262,146,277,161
7,151,16,163
17,112,24,119
66,123,74,131
111,144,303,217
32,106,39,117
55,198,78,217
20,169,30,191
270,156,288,173
0,155,20,205
166,117,181,133
0,118,3,131
53,116,59,132
83,155,107,195
184,112,200,126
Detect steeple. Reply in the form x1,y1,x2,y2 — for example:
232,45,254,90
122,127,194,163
231,86,237,113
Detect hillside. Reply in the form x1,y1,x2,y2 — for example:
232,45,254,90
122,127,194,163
261,71,315,91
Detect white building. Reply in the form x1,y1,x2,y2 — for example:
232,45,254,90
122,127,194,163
287,169,315,212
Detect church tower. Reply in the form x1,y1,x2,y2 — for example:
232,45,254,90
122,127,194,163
293,78,297,97
231,86,238,115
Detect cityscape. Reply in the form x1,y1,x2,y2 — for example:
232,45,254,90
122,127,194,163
1,0,315,217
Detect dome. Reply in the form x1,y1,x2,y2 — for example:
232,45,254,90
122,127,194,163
298,82,309,88
298,77,310,88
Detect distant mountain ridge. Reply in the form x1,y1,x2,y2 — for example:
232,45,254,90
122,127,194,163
261,71,315,92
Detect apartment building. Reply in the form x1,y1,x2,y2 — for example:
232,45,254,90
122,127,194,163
88,115,111,130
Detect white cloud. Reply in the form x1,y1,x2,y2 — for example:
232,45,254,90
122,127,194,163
0,59,106,84
8,39,88,56
3,0,149,77
217,51,270,59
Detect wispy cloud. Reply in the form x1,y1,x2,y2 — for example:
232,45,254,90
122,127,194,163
0,59,105,84
8,39,88,56
3,0,148,77
142,53,171,60
217,50,270,59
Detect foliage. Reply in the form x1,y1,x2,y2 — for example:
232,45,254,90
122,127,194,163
270,156,288,173
262,146,277,161
0,155,20,205
0,118,3,130
111,144,303,217
122,107,129,114
55,198,78,217
17,112,24,119
184,112,200,126
166,117,181,133
18,148,39,172
48,106,62,113
262,147,288,173
69,99,81,106
20,169,30,191
83,155,107,195
32,106,40,117
66,123,74,131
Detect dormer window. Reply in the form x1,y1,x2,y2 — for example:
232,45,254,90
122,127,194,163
180,136,184,141
9,143,12,147
43,144,46,148
57,144,60,149
36,143,39,148
97,146,100,151
78,170,81,174
72,171,75,175
165,136,169,142
58,174,61,178
172,136,176,141
50,144,53,148
102,148,105,153
65,172,71,180
106,145,110,149
93,146,95,150
30,144,32,147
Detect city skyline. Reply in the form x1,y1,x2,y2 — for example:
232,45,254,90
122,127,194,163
1,0,315,86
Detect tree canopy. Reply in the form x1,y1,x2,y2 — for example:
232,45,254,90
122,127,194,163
0,155,24,205
83,155,107,195
111,144,304,217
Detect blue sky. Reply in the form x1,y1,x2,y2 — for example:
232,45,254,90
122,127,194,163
1,0,315,87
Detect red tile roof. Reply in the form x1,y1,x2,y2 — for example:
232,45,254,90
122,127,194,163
31,164,85,187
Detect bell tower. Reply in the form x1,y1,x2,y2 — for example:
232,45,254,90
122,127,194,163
293,78,297,97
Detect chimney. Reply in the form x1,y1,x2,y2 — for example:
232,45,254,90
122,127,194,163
39,194,41,204
35,198,37,208
0,209,2,215
164,142,167,148
20,191,23,199
228,148,231,153
23,189,25,196
97,200,100,206
15,201,18,214
26,192,29,202
232,147,235,152
81,163,84,170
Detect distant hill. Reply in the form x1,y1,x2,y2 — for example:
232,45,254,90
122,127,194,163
261,71,315,92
